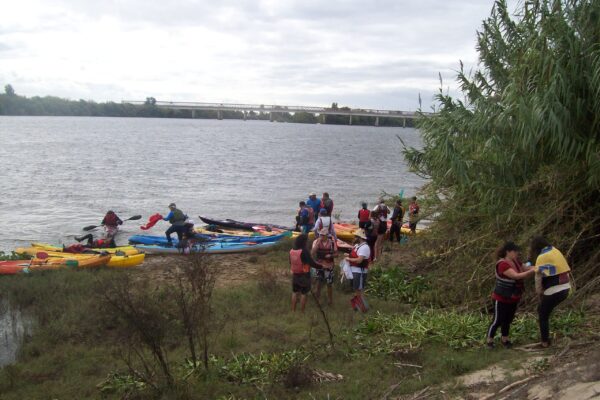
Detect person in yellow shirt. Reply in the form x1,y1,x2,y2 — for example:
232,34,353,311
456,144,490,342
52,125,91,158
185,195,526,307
530,236,571,348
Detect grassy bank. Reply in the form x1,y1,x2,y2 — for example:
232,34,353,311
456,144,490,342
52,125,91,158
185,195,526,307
0,244,593,399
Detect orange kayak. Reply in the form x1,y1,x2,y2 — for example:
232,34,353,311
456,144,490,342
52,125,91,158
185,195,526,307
0,260,31,275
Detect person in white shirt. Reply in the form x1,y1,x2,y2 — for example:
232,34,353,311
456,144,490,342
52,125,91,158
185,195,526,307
345,229,371,312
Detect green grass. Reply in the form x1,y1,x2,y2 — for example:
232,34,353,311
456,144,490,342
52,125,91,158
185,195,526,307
0,248,591,399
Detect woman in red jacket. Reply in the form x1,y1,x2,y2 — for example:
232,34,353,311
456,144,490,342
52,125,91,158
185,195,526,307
486,241,535,348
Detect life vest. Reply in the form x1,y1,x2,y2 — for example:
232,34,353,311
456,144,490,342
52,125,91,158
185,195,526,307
392,206,405,222
349,243,369,269
378,205,389,220
306,207,315,225
320,199,333,215
493,259,524,299
103,212,121,227
169,208,186,225
94,238,108,248
358,209,370,223
290,249,309,274
315,239,335,265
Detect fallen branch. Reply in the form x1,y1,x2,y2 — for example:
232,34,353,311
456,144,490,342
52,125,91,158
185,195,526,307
480,375,538,400
394,362,423,369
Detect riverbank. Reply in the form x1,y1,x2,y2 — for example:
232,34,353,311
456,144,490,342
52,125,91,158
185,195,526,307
1,239,597,399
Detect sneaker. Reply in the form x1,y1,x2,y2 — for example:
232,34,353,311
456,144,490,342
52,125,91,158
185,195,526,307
486,341,495,349
502,340,513,349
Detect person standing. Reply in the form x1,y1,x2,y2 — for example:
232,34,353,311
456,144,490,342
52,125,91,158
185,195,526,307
375,199,389,257
389,200,405,242
345,229,371,312
296,201,314,234
358,202,370,229
408,196,420,234
530,236,572,348
365,209,380,261
486,242,535,349
164,203,188,246
311,228,338,305
320,192,334,217
290,234,322,312
306,192,321,218
314,208,337,239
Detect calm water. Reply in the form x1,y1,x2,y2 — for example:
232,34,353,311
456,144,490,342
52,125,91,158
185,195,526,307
0,117,424,251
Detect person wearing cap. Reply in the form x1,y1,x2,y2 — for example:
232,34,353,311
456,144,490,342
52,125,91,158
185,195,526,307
345,229,371,312
306,193,321,218
163,203,188,246
311,227,339,305
320,192,334,217
313,208,337,239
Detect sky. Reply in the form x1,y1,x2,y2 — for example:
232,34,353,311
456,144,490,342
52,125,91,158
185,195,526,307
0,0,505,111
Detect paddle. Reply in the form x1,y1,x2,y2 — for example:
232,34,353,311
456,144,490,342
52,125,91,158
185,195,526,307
83,215,142,231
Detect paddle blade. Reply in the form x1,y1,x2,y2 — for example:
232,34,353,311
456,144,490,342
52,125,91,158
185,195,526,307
83,225,98,231
127,215,142,221
36,251,49,260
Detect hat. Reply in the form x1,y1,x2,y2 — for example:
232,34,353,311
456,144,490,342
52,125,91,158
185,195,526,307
309,192,316,196
319,208,327,215
169,203,176,208
353,229,367,240
319,227,329,236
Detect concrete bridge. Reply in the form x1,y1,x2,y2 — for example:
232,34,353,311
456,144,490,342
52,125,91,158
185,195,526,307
122,100,423,127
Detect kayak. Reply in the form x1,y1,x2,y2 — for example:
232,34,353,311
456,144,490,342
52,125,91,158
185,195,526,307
134,241,278,255
106,253,145,268
0,260,31,275
128,231,291,246
16,248,144,268
31,242,141,256
198,216,294,232
29,254,112,270
195,226,279,237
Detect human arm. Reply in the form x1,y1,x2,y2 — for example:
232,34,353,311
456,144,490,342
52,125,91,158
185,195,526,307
502,267,535,280
301,248,322,269
163,211,174,221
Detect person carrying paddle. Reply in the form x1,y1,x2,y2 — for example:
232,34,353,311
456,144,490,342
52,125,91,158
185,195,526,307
389,199,405,242
101,210,123,241
164,203,188,246
311,228,338,305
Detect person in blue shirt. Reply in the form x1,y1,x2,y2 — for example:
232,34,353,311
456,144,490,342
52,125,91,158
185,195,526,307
296,201,313,234
306,192,321,217
164,203,188,246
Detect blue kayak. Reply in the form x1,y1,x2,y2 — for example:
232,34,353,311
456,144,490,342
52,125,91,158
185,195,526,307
134,241,278,254
128,231,291,246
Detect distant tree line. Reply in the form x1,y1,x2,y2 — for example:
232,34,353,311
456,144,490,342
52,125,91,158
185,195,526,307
0,85,413,127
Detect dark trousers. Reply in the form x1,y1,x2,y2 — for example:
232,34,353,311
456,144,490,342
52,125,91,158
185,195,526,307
538,289,569,342
389,222,402,242
165,225,185,243
487,300,518,338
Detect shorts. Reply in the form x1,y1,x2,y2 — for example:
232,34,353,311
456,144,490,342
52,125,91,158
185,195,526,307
292,273,311,294
316,268,335,285
352,272,368,291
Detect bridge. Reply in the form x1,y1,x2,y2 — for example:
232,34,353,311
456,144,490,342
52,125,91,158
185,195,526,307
122,100,423,127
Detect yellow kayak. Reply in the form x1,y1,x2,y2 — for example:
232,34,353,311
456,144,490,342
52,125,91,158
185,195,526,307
16,248,145,268
28,254,112,270
31,242,140,255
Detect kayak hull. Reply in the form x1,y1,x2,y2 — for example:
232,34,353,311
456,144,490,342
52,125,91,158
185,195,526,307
31,243,140,255
198,216,293,231
0,260,31,275
135,241,278,255
128,231,290,246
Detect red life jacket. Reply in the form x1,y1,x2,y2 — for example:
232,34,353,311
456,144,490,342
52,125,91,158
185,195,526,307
349,243,370,269
103,212,120,227
358,209,370,223
290,249,309,274
94,239,109,248
315,238,335,267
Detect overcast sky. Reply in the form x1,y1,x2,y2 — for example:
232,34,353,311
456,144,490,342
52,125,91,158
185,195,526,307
1,1,505,110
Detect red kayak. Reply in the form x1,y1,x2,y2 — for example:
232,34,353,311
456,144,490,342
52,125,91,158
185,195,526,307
0,260,31,275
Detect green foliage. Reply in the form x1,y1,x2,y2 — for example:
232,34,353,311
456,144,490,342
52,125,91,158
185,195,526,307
401,0,600,304
97,372,147,396
0,251,26,261
367,266,428,302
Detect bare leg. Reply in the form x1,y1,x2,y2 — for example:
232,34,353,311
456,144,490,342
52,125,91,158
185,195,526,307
315,281,322,300
291,292,298,312
300,294,307,312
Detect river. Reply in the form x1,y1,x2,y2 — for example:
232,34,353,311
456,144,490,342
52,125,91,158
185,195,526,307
0,116,424,251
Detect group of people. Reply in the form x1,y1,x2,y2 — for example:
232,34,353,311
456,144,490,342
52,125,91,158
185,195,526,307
291,193,421,313
487,237,572,348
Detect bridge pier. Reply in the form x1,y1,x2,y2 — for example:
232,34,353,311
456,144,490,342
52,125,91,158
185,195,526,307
243,111,247,121
403,117,406,128
269,112,273,122
322,114,327,124
191,110,195,119
375,117,379,127
217,110,223,120
349,115,352,125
